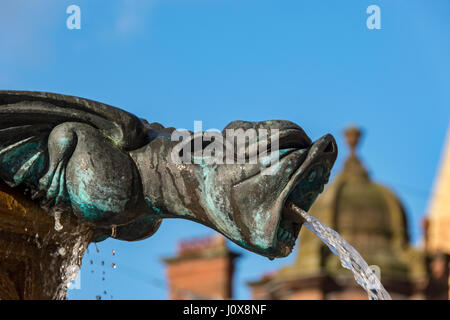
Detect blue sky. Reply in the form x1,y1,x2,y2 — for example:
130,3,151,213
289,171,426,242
1,0,449,300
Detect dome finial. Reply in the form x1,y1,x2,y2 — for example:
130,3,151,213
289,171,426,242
342,125,368,178
344,126,362,156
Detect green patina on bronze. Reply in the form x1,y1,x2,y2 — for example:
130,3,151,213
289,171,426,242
0,90,337,259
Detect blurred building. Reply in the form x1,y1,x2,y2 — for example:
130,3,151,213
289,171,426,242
162,234,240,299
163,126,450,300
423,127,450,299
248,126,449,300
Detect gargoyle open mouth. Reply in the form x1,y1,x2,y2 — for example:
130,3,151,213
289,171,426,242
274,134,336,256
225,124,337,258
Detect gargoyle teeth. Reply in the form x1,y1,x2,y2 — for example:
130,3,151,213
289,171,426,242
277,226,296,247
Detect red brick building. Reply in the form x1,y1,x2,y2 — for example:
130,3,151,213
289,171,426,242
163,234,239,299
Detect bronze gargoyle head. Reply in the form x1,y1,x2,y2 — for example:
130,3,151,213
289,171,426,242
0,91,337,259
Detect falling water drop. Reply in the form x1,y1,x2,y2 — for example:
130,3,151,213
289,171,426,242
111,225,117,238
58,247,66,256
53,210,63,231
64,265,80,290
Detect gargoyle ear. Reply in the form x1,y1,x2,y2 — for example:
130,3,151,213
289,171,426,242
143,120,177,134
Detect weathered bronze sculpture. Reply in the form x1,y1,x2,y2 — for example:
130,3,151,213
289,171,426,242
0,90,337,299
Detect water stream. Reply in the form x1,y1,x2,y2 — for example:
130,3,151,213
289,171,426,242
290,204,392,300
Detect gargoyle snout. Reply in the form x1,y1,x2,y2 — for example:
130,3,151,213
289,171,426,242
311,134,338,163
319,134,337,156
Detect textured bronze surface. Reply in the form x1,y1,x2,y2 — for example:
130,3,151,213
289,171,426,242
0,181,92,299
0,90,337,259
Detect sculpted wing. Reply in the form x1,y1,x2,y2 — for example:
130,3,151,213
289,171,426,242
0,90,151,214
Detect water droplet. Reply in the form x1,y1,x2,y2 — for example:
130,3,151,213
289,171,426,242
54,211,63,231
111,263,117,269
111,225,117,238
94,243,100,253
65,265,80,289
112,250,116,256
58,247,66,256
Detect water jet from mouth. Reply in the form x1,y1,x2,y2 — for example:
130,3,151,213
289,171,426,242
286,202,392,300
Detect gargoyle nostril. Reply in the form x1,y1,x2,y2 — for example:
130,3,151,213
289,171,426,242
323,141,335,153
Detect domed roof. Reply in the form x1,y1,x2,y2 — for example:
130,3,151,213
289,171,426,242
281,126,416,280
